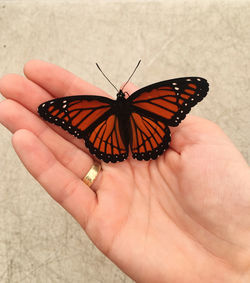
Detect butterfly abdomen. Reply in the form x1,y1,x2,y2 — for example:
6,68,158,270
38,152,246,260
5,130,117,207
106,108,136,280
112,97,132,149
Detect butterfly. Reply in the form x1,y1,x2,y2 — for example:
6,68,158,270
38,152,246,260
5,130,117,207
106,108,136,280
38,75,209,163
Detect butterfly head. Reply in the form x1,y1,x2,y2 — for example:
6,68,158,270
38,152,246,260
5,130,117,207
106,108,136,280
116,89,126,100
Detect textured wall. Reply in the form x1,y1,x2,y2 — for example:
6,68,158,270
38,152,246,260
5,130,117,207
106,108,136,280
0,1,249,282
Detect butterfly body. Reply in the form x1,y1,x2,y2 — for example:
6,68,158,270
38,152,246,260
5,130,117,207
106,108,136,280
38,77,209,163
112,94,131,150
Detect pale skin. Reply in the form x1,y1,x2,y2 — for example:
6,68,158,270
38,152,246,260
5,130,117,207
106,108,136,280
0,61,250,283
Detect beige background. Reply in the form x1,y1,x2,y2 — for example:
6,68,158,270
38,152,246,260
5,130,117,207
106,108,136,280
0,0,249,282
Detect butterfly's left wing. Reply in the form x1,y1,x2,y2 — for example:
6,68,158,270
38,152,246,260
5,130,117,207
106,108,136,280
127,77,209,160
38,95,114,138
38,95,128,163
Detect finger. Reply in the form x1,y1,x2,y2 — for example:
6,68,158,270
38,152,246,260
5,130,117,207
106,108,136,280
0,73,49,113
120,81,138,96
12,129,97,228
0,74,90,150
0,99,100,180
23,59,111,98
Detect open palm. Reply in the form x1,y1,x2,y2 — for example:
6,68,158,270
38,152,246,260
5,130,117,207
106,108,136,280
0,60,250,283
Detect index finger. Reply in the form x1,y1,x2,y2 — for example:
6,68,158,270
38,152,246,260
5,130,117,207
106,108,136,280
23,59,111,98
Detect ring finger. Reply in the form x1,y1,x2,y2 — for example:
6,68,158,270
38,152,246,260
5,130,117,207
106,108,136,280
0,98,103,190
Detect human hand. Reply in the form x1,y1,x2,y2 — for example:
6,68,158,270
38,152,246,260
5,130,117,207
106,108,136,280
0,60,249,283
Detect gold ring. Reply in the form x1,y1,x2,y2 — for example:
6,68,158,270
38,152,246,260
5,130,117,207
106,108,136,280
83,163,101,187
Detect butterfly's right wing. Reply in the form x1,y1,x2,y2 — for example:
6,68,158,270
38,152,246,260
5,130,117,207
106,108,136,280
127,77,209,161
128,77,209,127
38,95,128,163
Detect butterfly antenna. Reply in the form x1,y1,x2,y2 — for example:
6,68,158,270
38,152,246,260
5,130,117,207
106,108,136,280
96,63,119,92
121,59,141,91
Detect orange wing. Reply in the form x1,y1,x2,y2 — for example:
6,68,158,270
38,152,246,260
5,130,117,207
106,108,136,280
128,77,209,160
38,95,114,138
129,112,170,160
128,77,209,127
38,95,128,163
85,114,128,162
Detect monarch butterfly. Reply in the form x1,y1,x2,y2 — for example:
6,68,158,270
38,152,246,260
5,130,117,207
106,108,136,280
38,64,209,163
